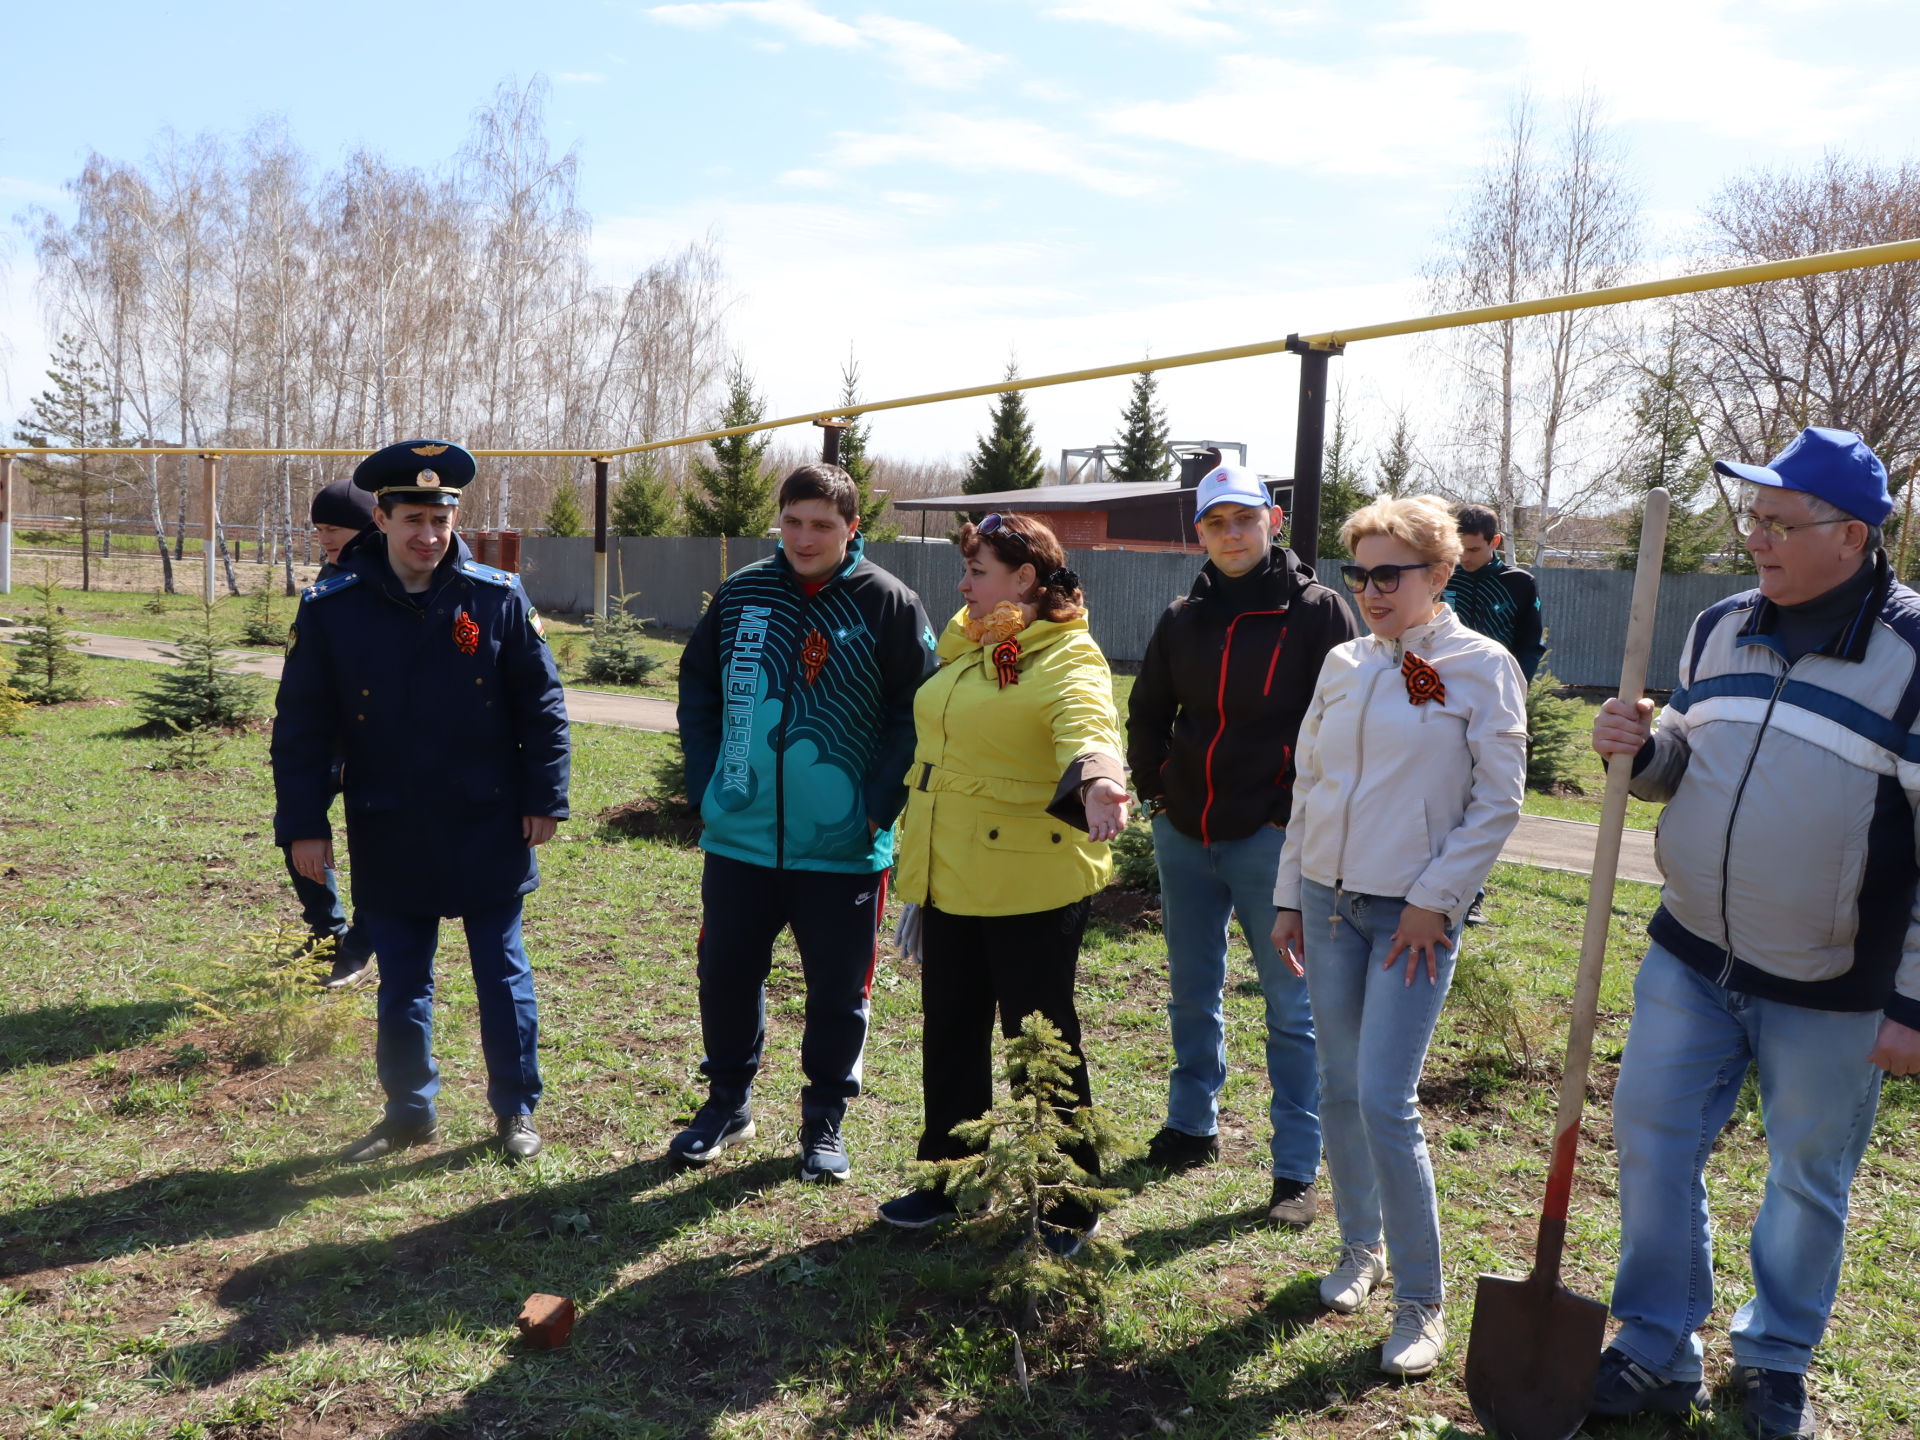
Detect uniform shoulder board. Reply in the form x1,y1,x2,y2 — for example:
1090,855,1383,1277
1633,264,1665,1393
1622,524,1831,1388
458,560,519,589
301,572,363,602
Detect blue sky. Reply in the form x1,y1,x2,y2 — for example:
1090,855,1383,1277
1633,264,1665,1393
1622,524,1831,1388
5,0,1920,473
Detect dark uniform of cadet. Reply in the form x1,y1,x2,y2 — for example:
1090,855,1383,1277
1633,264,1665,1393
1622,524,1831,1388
269,441,571,1162
281,478,378,987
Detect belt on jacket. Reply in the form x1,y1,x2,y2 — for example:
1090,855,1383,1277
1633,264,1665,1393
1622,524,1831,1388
910,760,1055,805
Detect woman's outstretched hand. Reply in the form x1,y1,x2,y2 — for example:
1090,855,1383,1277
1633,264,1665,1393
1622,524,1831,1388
1084,777,1132,842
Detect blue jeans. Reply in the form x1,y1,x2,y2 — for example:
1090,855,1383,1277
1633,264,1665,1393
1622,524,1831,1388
359,901,541,1125
1155,816,1320,1181
1300,878,1458,1304
1610,943,1884,1380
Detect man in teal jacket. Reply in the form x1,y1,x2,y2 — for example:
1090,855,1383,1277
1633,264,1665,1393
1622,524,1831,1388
672,463,937,1181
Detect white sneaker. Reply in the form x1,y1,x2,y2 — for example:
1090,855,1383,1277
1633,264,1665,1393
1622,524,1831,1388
1319,1242,1387,1314
1379,1300,1447,1378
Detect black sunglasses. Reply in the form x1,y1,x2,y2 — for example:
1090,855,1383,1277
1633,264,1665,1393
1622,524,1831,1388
1339,562,1434,595
976,512,1032,557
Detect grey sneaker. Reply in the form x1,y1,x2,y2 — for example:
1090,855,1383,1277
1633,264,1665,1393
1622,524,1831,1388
1319,1241,1387,1314
323,951,373,989
797,1111,849,1183
669,1098,754,1165
1379,1299,1447,1378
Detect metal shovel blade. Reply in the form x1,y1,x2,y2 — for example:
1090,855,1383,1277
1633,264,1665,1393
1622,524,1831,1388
1465,1270,1609,1440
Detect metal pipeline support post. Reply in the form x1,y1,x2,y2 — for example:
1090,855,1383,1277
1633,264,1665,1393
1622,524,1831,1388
0,454,12,595
201,455,219,606
1285,337,1343,569
592,457,610,619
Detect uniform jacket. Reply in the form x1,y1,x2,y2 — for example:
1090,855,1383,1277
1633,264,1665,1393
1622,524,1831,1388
678,533,937,875
1632,552,1920,1027
894,607,1127,917
1126,545,1360,844
270,532,571,918
1274,605,1528,925
1444,553,1546,681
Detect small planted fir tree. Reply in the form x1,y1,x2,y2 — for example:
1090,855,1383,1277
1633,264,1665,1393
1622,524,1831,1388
237,583,287,648
582,594,660,686
137,598,265,733
11,577,89,704
921,1013,1132,1331
1524,667,1586,792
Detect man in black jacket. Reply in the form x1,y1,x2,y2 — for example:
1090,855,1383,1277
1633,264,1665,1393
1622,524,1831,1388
1126,463,1360,1225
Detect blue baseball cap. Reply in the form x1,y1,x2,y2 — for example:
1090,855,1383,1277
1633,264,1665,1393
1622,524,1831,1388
1194,464,1274,518
1712,426,1891,526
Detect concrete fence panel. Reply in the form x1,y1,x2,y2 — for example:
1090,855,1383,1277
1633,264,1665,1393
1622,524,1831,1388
520,536,1758,691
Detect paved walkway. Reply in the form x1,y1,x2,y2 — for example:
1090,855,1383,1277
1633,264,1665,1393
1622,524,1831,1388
17,629,1657,881
7,629,681,734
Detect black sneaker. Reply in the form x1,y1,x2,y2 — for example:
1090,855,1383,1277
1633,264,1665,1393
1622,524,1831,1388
1590,1346,1711,1417
496,1113,542,1161
878,1189,959,1229
1731,1365,1816,1440
797,1111,850,1183
1144,1126,1219,1171
669,1098,754,1165
341,1116,437,1164
324,951,373,989
1464,892,1488,926
1043,1214,1101,1259
1267,1177,1319,1228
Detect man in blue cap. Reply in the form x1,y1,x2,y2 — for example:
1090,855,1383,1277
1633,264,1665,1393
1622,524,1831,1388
1590,426,1920,1439
271,441,570,1163
1126,460,1358,1227
280,478,380,988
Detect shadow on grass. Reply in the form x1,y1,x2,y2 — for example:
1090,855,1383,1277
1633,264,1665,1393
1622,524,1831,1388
0,998,186,1072
0,1142,496,1281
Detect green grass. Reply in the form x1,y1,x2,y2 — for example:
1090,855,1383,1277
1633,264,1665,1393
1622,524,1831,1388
2,657,1914,1438
1521,697,1663,830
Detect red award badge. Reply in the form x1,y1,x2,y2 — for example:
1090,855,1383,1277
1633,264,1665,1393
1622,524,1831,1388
992,638,1022,689
801,628,830,686
453,608,480,656
1402,651,1445,706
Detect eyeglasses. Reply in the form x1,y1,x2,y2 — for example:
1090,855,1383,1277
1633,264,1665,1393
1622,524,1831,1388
1339,562,1434,595
1734,511,1852,541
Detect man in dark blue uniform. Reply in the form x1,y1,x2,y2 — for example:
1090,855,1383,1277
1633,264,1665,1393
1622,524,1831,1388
282,478,379,988
271,441,571,1163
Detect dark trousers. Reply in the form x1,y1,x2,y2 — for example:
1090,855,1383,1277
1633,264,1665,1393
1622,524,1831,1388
359,901,541,1125
281,844,371,960
917,898,1098,1182
696,852,885,1119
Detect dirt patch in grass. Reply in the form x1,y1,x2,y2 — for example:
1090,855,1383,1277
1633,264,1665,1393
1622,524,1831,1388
597,795,701,845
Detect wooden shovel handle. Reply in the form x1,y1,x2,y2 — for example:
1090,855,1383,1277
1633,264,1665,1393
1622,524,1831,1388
1533,488,1670,1284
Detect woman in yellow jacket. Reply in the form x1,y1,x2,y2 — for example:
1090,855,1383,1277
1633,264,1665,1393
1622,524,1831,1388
880,514,1132,1250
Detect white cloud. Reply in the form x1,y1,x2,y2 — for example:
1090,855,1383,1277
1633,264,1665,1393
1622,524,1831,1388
779,167,837,187
646,2,998,89
1102,53,1489,177
881,189,956,216
1042,0,1241,42
554,71,608,84
1387,0,1918,147
827,113,1162,196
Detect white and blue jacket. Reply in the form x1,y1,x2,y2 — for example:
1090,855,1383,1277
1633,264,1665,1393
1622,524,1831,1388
1634,551,1920,1029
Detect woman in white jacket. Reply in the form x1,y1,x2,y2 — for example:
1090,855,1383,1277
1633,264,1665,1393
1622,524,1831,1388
1271,495,1527,1380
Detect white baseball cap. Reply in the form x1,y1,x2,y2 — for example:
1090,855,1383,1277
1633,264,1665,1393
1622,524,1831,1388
1194,464,1272,517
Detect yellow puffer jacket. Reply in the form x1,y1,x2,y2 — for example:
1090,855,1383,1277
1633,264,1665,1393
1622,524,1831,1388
894,607,1124,917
